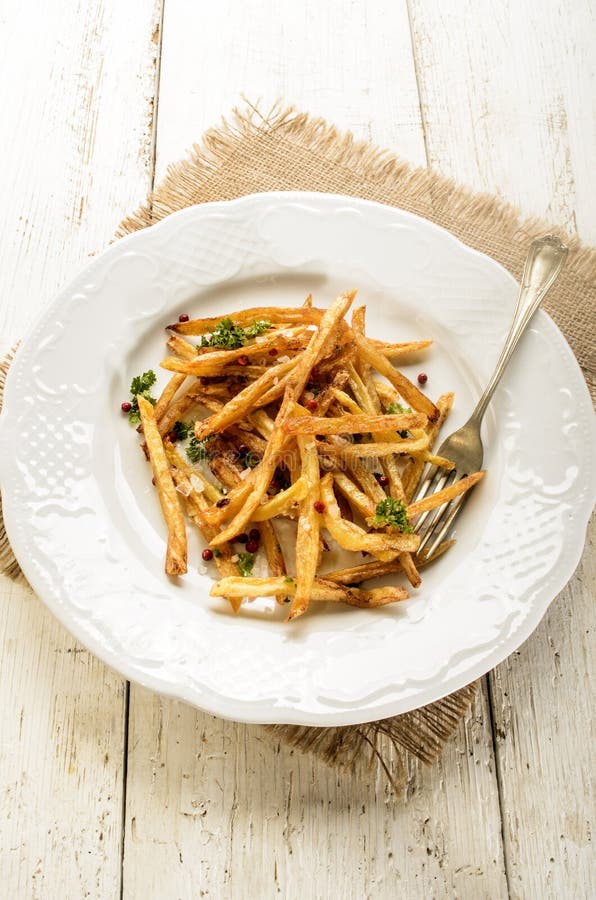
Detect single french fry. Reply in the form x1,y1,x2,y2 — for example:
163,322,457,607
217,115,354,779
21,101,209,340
371,338,433,358
351,331,439,422
168,467,241,612
288,435,321,620
258,519,288,604
332,471,376,518
348,460,387,505
283,412,426,436
138,395,187,575
153,373,188,423
325,540,455,584
406,471,485,518
210,576,408,607
166,334,199,359
166,306,325,334
251,477,308,521
318,434,430,458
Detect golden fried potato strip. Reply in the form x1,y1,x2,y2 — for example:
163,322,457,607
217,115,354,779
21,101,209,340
405,471,485,518
138,395,187,575
210,576,408,607
288,436,321,620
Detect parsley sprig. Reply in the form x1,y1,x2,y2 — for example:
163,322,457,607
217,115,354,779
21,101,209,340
371,497,413,533
171,420,192,441
237,552,256,577
200,317,272,349
186,434,210,464
128,370,157,424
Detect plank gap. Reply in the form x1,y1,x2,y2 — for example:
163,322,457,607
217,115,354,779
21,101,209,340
486,674,513,900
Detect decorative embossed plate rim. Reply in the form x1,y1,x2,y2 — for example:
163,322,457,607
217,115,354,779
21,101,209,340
0,192,594,726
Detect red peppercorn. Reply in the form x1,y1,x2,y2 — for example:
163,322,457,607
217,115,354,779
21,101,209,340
313,500,326,513
216,497,230,508
152,476,156,486
178,313,190,323
166,431,178,443
202,548,213,561
236,533,248,544
311,367,321,379
306,398,317,411
268,348,278,357
237,355,249,367
378,475,390,487
245,539,259,553
417,372,428,385
121,401,132,413
199,377,209,386
248,528,260,542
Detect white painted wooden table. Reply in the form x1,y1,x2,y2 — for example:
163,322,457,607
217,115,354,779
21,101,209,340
1,2,594,897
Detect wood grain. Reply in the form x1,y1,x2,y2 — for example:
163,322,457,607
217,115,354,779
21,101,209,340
0,0,162,896
123,686,507,899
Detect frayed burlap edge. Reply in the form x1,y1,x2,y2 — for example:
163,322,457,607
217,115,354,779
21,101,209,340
3,99,594,786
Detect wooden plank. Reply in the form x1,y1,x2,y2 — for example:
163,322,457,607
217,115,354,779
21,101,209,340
407,1,596,896
124,686,506,899
124,2,508,897
154,0,427,180
490,518,595,899
0,0,162,896
406,0,596,242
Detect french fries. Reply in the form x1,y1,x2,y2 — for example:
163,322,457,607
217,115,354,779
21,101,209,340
130,294,485,619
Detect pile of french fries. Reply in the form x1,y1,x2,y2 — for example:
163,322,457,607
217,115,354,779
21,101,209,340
136,291,484,620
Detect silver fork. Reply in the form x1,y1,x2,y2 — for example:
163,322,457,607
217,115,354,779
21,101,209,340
411,234,568,558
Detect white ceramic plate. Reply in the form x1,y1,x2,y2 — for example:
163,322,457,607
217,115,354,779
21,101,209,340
1,192,594,726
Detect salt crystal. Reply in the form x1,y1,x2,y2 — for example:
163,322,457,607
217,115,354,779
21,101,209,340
231,554,239,563
189,474,205,493
273,377,279,385
304,391,314,401
281,329,293,338
175,482,191,497
254,336,267,344
277,355,291,364
239,468,251,479
198,564,207,575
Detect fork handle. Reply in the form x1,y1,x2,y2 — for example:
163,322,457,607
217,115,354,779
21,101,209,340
470,234,568,424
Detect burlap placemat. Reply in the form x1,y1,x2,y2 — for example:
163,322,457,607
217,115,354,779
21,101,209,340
1,102,594,786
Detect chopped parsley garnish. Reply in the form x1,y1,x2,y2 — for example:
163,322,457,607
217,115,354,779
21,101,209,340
284,575,294,584
213,548,222,558
371,497,413,533
386,401,412,438
186,434,210,464
237,552,256,577
386,401,412,415
200,317,272,349
171,420,192,440
128,370,157,424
